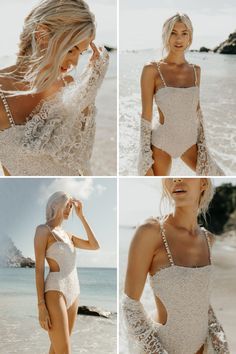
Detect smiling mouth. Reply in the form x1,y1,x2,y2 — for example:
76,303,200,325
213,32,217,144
174,44,183,48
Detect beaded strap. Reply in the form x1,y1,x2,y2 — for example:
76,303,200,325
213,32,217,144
160,222,174,266
157,62,167,87
192,64,198,86
0,91,15,127
202,228,212,264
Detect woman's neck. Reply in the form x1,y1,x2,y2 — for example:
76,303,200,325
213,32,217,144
163,51,187,65
168,207,199,234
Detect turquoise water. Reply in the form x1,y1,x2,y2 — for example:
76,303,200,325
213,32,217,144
119,49,236,175
0,267,117,354
0,267,116,311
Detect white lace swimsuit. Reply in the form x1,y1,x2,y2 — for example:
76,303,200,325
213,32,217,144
0,48,109,176
151,63,199,158
148,225,212,354
122,223,230,354
44,226,80,309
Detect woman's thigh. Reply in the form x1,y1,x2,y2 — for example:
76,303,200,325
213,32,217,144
67,296,79,335
45,291,71,354
181,144,198,171
152,145,172,176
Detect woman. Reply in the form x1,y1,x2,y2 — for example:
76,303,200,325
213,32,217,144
122,178,229,353
138,13,224,176
34,191,99,354
0,0,109,176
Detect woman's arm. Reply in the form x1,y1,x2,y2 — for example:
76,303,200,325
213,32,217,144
34,225,52,331
138,64,156,176
70,200,99,250
122,221,168,354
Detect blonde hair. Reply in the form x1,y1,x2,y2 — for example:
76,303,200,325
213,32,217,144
162,13,193,54
1,0,95,96
46,191,70,223
160,178,214,221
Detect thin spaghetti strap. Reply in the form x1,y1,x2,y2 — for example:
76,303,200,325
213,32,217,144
202,228,212,264
45,224,59,242
0,91,16,127
156,62,167,87
192,64,198,86
160,222,174,266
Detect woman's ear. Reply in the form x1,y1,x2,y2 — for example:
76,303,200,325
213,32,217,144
34,24,50,47
201,178,208,192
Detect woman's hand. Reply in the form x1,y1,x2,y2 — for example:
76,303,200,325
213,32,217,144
89,42,101,63
38,303,52,331
73,199,84,218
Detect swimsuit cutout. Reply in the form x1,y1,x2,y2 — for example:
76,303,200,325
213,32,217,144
151,62,199,158
148,222,213,354
44,225,80,309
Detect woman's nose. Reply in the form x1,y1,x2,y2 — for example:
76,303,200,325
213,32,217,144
173,178,183,183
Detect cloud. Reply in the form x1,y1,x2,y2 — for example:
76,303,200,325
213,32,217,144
38,178,95,205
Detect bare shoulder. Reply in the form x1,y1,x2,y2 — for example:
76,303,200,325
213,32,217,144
131,217,162,250
34,224,50,241
141,61,159,77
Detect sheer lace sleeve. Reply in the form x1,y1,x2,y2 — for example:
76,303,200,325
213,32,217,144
138,118,154,176
22,47,109,175
122,294,168,354
196,108,225,176
203,305,230,354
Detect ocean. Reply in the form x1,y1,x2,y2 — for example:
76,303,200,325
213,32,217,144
119,49,236,176
0,267,117,354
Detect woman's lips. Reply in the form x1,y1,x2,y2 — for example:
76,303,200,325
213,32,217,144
172,189,187,195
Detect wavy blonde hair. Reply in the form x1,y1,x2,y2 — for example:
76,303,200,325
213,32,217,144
160,178,214,221
1,0,95,96
46,191,71,223
162,13,193,54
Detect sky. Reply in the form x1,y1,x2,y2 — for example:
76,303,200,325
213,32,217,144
0,0,116,57
0,177,117,268
120,0,236,50
119,177,236,226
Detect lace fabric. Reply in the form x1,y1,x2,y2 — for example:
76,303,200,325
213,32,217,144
137,118,154,175
138,98,225,176
0,47,109,176
196,108,225,176
122,294,167,354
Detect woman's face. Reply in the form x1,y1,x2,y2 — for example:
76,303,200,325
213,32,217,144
60,35,94,73
63,199,73,219
168,21,190,53
165,178,207,209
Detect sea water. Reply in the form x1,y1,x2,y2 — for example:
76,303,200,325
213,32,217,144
119,49,236,175
0,267,117,354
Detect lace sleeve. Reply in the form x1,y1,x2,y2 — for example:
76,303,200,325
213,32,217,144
138,118,154,176
196,108,225,176
204,305,230,354
122,294,168,354
21,47,109,175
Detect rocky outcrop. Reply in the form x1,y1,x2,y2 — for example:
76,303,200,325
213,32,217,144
199,46,211,53
214,31,236,54
0,234,35,268
78,305,115,318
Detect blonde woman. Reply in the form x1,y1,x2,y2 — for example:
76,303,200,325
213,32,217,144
34,191,99,354
0,0,109,176
138,13,224,176
122,178,229,354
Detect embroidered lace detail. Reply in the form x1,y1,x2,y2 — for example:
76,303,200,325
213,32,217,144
0,47,109,176
196,108,225,176
138,118,154,175
122,294,168,354
45,227,80,309
206,305,230,353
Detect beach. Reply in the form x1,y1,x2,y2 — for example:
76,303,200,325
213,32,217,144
119,49,236,176
119,226,236,353
0,50,117,177
0,267,117,354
